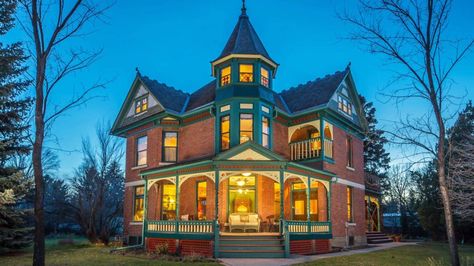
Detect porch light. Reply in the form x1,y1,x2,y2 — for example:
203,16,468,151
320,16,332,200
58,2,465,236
242,172,252,177
236,179,246,187
238,189,243,194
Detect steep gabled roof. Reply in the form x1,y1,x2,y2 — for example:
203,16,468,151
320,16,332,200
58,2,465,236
139,75,189,113
185,80,216,112
279,67,349,113
214,7,273,63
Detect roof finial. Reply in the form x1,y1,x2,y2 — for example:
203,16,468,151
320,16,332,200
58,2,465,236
241,0,247,16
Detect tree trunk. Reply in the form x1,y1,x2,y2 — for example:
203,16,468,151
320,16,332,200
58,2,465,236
32,55,46,266
438,153,460,266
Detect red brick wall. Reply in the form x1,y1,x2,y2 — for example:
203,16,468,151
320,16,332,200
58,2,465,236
272,121,290,159
179,118,215,161
179,177,216,220
290,239,330,255
257,175,277,222
323,124,366,238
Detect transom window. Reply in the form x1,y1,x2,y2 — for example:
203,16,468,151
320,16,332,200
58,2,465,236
136,136,147,166
221,115,230,151
239,64,254,83
262,116,270,148
220,66,231,86
133,186,144,221
260,67,269,87
338,95,352,115
135,97,148,114
163,132,178,162
240,113,253,143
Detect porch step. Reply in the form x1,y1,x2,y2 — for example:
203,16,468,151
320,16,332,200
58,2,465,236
218,235,285,258
366,232,393,244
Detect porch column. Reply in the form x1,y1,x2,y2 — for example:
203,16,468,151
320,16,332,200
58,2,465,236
141,177,148,246
214,168,220,258
279,169,284,233
367,195,371,231
327,180,332,222
175,175,180,219
320,118,325,158
306,176,311,233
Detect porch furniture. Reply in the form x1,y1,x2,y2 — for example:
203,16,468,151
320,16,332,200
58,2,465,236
229,213,260,232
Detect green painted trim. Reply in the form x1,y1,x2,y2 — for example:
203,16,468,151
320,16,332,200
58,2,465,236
141,182,148,246
145,233,214,240
287,162,336,178
214,141,285,161
140,160,213,177
175,175,180,223
289,233,332,240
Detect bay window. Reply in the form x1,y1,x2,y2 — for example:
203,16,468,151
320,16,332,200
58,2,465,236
262,116,270,148
220,66,231,86
260,67,269,87
239,64,253,82
240,113,253,143
221,115,230,151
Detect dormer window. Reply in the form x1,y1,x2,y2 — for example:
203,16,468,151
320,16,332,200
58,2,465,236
260,67,269,87
338,95,352,116
135,97,148,114
220,66,231,86
239,64,253,83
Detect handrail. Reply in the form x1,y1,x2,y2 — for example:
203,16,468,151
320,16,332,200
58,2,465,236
289,137,321,161
286,221,331,234
147,220,214,234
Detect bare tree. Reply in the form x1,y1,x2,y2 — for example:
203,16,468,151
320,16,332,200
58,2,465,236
342,1,473,264
70,123,124,245
18,1,110,265
448,135,474,221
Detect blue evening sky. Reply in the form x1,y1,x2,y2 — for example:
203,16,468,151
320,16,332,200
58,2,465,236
7,0,474,177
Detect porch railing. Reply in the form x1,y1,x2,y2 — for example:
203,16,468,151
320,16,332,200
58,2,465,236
147,220,214,234
289,138,321,161
289,138,333,161
285,221,331,234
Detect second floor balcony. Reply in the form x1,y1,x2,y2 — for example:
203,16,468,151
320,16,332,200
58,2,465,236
289,123,334,161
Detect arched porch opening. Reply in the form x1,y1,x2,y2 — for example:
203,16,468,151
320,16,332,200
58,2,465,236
218,172,281,233
283,178,328,222
289,125,322,160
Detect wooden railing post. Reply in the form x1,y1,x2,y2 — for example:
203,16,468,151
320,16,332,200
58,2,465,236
284,221,290,258
214,221,220,258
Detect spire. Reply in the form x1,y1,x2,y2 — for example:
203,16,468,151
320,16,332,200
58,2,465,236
213,2,274,63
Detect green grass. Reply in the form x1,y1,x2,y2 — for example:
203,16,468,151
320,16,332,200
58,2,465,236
0,237,219,266
298,242,474,266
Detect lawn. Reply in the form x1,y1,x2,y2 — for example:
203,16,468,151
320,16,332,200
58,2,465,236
1,240,473,266
299,242,474,266
0,238,219,266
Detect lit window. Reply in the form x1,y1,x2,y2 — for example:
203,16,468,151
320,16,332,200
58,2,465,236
260,67,269,87
133,186,144,221
261,106,270,114
262,116,270,148
347,187,353,222
338,95,352,115
239,64,253,82
135,97,148,114
220,105,231,112
161,184,176,220
346,136,353,168
163,132,178,162
197,181,207,220
240,114,253,143
136,136,147,166
221,115,230,151
240,103,253,109
220,66,231,86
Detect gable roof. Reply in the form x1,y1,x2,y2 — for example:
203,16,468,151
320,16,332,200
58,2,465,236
185,80,216,112
139,75,189,113
214,141,286,161
214,9,273,63
279,67,349,113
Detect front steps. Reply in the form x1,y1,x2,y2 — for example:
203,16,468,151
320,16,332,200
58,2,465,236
366,232,393,244
218,235,285,258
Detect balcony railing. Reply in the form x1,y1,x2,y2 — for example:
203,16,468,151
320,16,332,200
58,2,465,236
289,138,333,161
147,220,214,234
285,221,331,234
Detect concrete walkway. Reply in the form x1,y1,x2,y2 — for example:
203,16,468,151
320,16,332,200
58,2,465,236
220,242,417,266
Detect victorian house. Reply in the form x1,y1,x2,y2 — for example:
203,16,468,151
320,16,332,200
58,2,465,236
112,4,383,258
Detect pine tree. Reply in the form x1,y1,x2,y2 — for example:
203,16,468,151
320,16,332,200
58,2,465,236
0,0,33,252
359,95,390,191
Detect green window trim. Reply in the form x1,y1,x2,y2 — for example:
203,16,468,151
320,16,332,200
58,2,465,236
220,115,231,151
239,113,254,144
133,185,145,222
262,116,270,148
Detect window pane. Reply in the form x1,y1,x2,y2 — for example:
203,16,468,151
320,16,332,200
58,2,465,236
239,64,254,82
137,136,147,151
221,66,231,86
260,67,269,87
164,132,177,147
137,151,147,165
240,113,253,143
262,134,269,148
221,115,230,150
220,105,231,112
262,116,269,134
240,103,253,109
